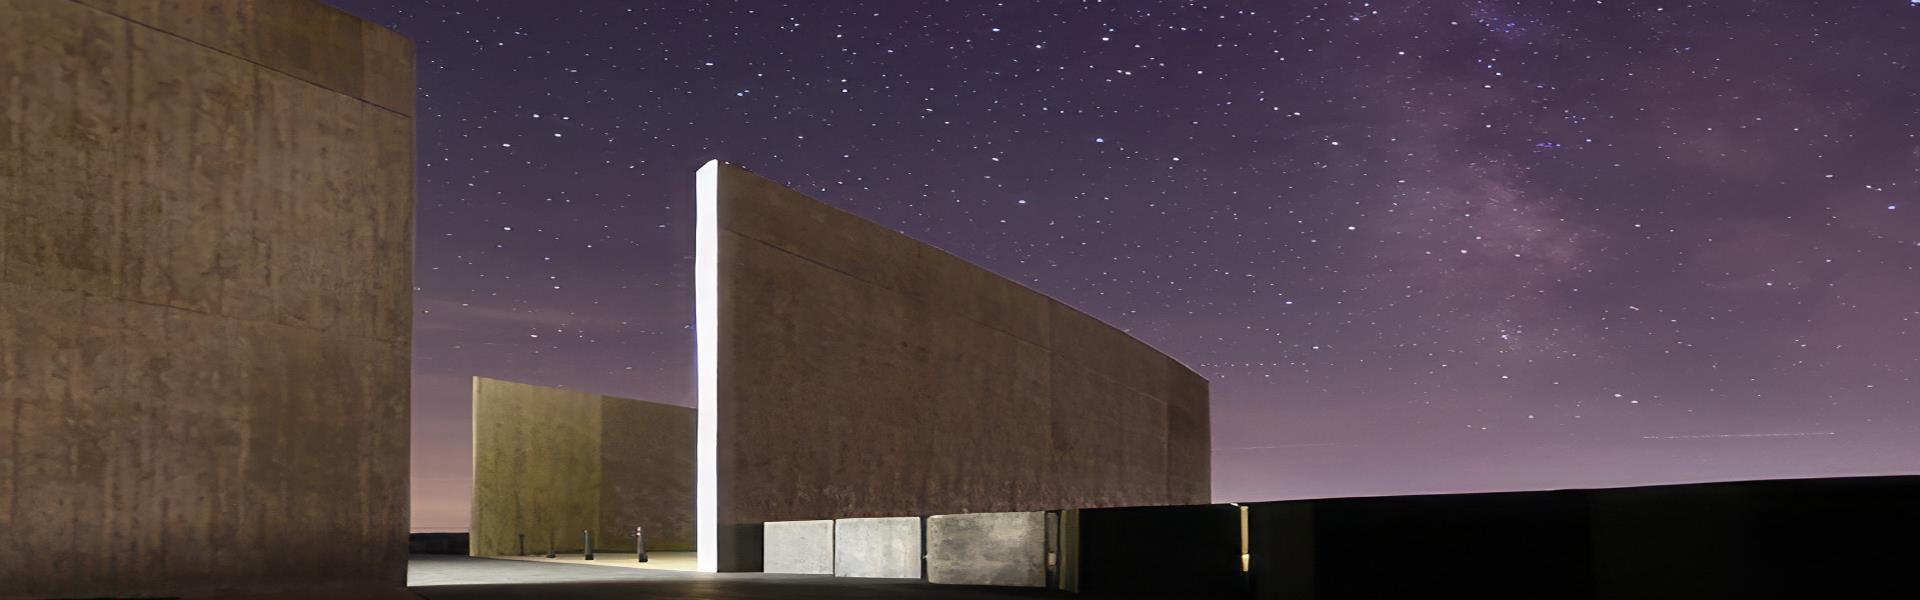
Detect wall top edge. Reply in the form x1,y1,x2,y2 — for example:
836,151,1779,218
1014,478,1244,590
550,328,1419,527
71,0,417,117
471,375,692,412
702,159,1208,382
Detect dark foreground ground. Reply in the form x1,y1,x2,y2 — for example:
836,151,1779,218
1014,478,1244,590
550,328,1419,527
407,555,1076,600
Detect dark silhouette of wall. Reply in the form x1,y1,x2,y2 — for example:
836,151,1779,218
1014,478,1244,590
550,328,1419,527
1589,476,1920,599
1,0,414,597
1249,491,1590,599
1072,505,1246,599
409,533,471,556
1247,476,1920,600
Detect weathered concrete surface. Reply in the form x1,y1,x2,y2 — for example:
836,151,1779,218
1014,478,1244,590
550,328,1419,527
470,377,695,557
926,512,1047,587
598,390,698,552
696,161,1210,571
0,1,414,598
66,0,415,117
763,520,836,575
835,517,924,579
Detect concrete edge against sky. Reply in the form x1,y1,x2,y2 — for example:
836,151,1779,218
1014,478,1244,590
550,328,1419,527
693,160,1206,378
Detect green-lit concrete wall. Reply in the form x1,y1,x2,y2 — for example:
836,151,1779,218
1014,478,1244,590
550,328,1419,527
697,161,1211,571
0,1,414,597
470,377,696,555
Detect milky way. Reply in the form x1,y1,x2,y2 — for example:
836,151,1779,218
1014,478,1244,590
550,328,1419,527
321,0,1920,530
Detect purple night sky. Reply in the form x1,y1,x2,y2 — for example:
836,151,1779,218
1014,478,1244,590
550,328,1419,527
322,1,1920,532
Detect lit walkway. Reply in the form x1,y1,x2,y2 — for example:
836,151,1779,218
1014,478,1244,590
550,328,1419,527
408,554,691,587
487,551,701,572
408,555,1076,599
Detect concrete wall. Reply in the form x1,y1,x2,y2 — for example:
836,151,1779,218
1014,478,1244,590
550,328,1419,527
695,160,1210,570
470,377,695,556
598,390,699,552
834,517,924,579
0,1,414,597
926,511,1047,587
762,520,835,575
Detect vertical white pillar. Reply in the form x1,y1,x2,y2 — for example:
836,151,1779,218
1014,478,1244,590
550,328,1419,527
694,160,722,572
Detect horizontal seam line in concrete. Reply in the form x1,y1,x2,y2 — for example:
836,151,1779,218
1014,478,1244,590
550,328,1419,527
722,229,1180,405
68,0,412,119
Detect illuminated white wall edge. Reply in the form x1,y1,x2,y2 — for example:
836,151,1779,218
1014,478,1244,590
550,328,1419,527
694,160,721,572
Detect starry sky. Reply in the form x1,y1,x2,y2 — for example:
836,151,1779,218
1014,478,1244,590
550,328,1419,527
322,0,1920,532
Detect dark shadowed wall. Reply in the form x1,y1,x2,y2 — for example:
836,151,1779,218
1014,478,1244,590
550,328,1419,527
1071,505,1247,599
470,377,695,555
1247,476,1920,599
697,161,1210,570
0,0,414,597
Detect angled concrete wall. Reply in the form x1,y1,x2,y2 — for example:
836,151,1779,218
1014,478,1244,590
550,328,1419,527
598,390,699,552
0,1,414,597
694,160,1210,571
470,377,695,556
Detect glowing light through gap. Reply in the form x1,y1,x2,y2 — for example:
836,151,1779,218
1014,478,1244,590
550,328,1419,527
694,160,721,572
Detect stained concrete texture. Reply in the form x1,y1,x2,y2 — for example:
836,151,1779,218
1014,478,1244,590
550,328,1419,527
764,520,836,575
696,160,1210,571
0,0,414,598
835,517,925,579
926,512,1048,587
470,377,695,557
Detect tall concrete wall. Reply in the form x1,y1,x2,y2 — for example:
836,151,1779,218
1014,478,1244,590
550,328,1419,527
695,160,1211,570
0,1,414,597
470,377,695,556
597,389,699,552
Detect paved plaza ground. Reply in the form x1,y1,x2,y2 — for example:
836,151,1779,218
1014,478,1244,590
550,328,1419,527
407,555,1080,600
